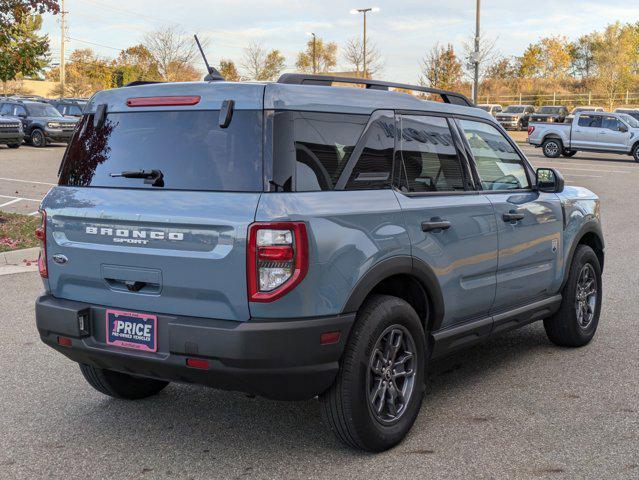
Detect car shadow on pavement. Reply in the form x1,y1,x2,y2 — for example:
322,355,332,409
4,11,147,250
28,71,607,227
44,323,555,461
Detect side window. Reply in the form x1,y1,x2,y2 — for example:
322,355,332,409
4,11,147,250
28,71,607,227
68,105,83,116
459,119,530,191
14,106,27,117
578,115,602,128
271,111,368,192
397,115,468,193
344,114,395,190
602,116,621,131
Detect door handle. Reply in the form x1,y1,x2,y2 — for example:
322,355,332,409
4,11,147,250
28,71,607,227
421,219,452,232
502,210,525,222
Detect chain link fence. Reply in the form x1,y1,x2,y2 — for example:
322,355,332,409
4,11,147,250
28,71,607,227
479,92,639,110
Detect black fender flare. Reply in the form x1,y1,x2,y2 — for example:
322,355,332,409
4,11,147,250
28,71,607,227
561,220,605,290
341,255,445,332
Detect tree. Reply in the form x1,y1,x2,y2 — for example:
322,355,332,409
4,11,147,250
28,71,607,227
462,34,499,82
143,26,200,82
593,23,639,109
296,37,337,73
484,57,518,80
570,33,599,79
0,0,58,43
111,44,161,87
419,44,462,91
343,36,383,77
0,14,50,92
47,48,112,96
517,36,572,79
219,59,240,81
240,41,285,81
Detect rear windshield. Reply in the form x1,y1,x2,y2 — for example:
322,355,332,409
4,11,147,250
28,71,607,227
59,110,262,191
503,106,524,113
538,107,563,114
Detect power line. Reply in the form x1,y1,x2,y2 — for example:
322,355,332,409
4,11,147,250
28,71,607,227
66,36,124,52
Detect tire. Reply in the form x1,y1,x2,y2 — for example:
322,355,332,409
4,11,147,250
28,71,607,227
562,149,577,158
632,144,639,162
319,294,427,452
7,143,20,149
544,245,602,348
79,363,169,399
542,138,562,158
30,129,46,148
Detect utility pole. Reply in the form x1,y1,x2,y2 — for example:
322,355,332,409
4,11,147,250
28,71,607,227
473,0,480,104
351,7,379,78
311,32,317,74
60,0,66,96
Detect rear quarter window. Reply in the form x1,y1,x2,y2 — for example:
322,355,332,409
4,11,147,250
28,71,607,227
59,110,263,192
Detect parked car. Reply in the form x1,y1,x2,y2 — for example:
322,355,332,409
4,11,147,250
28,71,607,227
566,106,605,121
47,98,87,117
529,105,570,124
0,99,78,147
35,74,605,452
0,116,24,148
614,108,639,122
476,104,503,116
528,111,639,161
495,105,535,130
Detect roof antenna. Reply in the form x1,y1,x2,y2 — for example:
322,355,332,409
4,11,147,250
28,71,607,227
194,34,224,81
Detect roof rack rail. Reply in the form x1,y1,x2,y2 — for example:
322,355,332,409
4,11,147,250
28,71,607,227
277,73,474,107
124,81,164,87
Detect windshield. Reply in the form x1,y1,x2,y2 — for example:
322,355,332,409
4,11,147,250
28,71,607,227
538,107,562,114
27,103,63,117
503,106,525,113
619,114,639,128
59,110,263,191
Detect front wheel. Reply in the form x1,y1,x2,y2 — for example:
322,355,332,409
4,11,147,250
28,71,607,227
632,144,639,162
79,363,169,399
7,143,20,149
319,295,426,452
562,149,577,158
544,245,602,347
542,138,562,158
30,129,46,148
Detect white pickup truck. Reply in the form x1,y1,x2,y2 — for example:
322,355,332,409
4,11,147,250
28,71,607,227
528,111,639,161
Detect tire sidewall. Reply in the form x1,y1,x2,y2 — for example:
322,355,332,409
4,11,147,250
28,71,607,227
563,246,603,342
346,297,426,450
633,145,639,162
543,139,562,158
31,129,45,148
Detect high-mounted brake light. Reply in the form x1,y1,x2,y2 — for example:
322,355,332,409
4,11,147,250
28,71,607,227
247,222,308,302
35,210,47,278
126,96,201,107
528,125,535,136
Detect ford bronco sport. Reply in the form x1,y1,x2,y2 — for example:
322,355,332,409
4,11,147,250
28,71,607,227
35,74,605,452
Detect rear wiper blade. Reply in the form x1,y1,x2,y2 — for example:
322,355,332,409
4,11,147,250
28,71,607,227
110,169,164,187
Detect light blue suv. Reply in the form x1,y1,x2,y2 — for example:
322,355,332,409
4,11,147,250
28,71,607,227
35,74,604,451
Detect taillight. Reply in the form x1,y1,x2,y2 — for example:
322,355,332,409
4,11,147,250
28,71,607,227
528,125,535,136
247,222,308,302
35,209,47,278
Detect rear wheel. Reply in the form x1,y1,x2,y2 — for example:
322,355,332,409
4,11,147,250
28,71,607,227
79,363,169,399
30,129,46,148
632,144,639,162
544,245,602,347
319,294,426,452
542,138,562,158
562,149,577,158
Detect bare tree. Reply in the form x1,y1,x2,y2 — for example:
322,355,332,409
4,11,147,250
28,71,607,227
143,26,199,82
241,41,285,81
343,36,383,77
462,34,499,82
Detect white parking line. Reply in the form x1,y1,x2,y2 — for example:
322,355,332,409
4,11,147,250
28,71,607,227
0,198,22,208
560,173,602,178
533,166,632,174
0,194,41,203
0,177,56,186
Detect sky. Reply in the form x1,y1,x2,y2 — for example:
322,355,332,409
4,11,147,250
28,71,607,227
39,0,639,84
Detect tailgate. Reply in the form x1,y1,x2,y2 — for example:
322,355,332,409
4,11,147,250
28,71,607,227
42,187,260,321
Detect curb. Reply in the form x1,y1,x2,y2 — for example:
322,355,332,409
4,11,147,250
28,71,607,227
0,247,39,276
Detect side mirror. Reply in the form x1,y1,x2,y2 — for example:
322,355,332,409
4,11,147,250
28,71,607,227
619,124,628,133
536,168,564,193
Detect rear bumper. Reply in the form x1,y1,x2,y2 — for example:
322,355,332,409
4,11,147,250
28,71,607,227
36,295,355,400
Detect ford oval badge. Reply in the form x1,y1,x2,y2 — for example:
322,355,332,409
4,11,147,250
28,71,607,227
52,254,68,265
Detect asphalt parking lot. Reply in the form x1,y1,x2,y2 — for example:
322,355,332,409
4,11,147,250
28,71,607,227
0,143,637,479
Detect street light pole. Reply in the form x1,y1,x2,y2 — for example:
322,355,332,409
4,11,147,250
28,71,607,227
311,32,317,74
473,0,481,104
351,7,379,78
